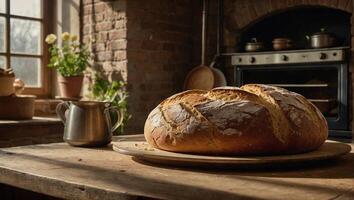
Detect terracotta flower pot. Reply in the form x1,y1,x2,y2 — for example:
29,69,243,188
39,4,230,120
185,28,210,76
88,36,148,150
58,75,83,98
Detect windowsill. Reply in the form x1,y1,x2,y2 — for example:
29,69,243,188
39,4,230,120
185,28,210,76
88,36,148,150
0,116,61,127
34,99,62,117
0,98,62,127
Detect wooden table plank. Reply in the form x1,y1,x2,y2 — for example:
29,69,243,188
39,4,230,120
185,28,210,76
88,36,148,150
0,135,353,200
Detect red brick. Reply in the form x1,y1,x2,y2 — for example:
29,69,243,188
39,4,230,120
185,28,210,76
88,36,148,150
111,40,127,50
83,15,91,24
102,62,113,72
95,43,106,51
83,25,92,35
83,5,92,15
95,22,113,31
94,3,106,13
114,20,126,29
109,29,126,40
96,32,108,42
112,60,128,71
96,51,112,62
114,51,127,61
94,13,104,22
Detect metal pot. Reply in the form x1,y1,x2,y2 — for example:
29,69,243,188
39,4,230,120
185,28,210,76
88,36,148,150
308,32,336,48
272,38,293,51
56,101,123,147
245,38,264,52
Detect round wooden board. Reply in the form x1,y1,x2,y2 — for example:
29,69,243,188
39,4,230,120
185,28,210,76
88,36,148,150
183,65,214,90
210,67,227,87
112,135,352,167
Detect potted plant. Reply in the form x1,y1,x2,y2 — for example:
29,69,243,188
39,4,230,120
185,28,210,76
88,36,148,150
90,73,130,135
45,32,90,98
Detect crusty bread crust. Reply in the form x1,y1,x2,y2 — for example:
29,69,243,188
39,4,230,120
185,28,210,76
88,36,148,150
144,84,328,155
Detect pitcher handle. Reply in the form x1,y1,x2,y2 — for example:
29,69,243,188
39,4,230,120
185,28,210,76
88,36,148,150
104,106,124,133
56,102,70,124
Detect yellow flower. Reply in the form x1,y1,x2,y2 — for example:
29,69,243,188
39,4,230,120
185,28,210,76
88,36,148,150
45,34,57,44
71,35,78,41
61,32,71,41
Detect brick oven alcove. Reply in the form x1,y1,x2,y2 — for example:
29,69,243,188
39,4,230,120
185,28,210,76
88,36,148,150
224,0,354,137
237,7,350,51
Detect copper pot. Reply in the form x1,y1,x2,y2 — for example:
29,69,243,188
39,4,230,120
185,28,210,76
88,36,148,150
272,38,293,50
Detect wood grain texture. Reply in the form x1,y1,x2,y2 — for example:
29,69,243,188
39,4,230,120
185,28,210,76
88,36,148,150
0,135,352,200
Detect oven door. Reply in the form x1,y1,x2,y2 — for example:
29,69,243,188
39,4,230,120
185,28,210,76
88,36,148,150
235,62,349,138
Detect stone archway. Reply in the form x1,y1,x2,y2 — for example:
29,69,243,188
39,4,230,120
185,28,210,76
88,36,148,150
226,0,352,30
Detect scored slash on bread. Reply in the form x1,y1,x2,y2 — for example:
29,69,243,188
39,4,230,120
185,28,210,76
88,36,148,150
144,84,328,155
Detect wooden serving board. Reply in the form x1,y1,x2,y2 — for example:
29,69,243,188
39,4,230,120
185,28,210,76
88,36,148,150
112,135,352,167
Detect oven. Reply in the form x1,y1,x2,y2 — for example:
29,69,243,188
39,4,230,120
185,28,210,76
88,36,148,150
231,47,351,138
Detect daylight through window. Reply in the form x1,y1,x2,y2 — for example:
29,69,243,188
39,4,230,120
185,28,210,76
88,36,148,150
0,0,51,95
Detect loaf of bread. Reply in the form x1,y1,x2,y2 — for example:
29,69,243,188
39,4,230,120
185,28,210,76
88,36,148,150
144,84,328,155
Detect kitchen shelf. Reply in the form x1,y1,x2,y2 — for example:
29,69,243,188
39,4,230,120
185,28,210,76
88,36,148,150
222,46,350,56
308,99,336,103
269,84,329,87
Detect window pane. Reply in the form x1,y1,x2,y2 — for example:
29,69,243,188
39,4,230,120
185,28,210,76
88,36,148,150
0,17,5,52
0,0,5,13
11,57,41,87
0,56,5,69
11,19,41,54
10,0,41,18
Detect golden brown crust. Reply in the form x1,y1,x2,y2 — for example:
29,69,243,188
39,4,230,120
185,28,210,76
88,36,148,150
144,84,328,155
241,84,328,153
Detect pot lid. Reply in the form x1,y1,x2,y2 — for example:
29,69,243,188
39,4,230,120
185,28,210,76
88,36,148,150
312,31,332,36
312,28,334,36
247,38,263,45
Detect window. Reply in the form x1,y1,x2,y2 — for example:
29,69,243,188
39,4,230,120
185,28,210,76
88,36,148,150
0,0,52,97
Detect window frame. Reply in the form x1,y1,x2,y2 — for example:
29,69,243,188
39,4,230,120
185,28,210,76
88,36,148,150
0,0,54,97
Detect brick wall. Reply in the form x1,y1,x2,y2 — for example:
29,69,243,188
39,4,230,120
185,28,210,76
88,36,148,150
126,1,197,132
82,0,197,133
82,0,128,80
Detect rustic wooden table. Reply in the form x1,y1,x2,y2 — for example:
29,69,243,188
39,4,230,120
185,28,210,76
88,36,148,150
0,135,353,200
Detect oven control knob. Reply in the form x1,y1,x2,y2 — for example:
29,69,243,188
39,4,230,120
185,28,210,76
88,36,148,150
238,57,242,63
320,53,327,60
281,55,288,61
249,57,256,63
